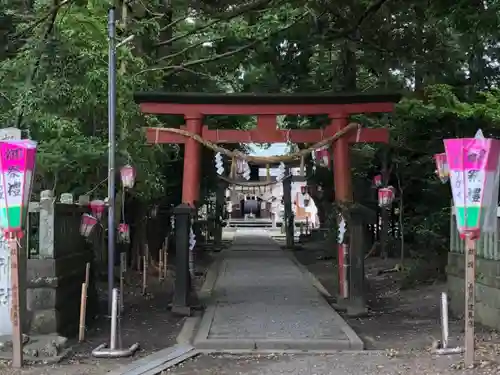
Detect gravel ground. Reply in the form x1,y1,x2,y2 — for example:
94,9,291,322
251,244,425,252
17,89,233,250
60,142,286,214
165,352,499,375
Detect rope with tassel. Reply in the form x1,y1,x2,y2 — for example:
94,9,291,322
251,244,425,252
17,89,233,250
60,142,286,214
151,122,361,164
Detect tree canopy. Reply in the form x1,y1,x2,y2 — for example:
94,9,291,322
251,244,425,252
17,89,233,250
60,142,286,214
1,0,500,256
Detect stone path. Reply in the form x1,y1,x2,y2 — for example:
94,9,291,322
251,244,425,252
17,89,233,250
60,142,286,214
192,228,362,352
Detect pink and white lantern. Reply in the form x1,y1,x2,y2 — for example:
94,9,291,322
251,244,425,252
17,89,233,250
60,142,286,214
315,148,330,168
118,223,130,244
80,214,98,238
373,174,383,187
444,130,500,239
120,164,136,189
90,199,105,219
378,186,395,207
434,153,449,183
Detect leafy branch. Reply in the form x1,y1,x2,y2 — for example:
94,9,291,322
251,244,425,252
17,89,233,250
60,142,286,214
139,11,311,76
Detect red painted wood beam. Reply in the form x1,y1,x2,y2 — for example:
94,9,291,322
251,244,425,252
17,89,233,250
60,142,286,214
139,102,395,116
145,126,388,144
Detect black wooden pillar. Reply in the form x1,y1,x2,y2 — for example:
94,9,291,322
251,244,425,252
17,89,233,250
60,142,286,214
172,203,193,316
345,205,375,316
283,172,294,248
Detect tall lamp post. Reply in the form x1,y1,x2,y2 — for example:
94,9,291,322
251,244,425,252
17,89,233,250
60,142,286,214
107,7,134,315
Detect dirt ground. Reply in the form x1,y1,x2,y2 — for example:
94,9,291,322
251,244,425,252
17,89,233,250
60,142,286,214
165,238,500,375
3,235,500,375
0,249,215,375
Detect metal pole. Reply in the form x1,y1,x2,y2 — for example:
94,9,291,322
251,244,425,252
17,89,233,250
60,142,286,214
441,292,449,349
110,288,118,350
107,7,117,316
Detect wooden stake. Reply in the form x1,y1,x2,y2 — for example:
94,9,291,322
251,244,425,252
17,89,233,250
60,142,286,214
163,248,168,279
78,283,87,342
9,236,22,368
464,236,476,367
120,253,126,311
158,249,164,282
142,256,147,295
84,262,90,285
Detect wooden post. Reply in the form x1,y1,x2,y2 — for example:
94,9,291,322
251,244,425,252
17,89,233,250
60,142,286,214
78,283,87,342
120,253,126,311
158,249,163,282
464,236,476,367
142,255,147,295
8,236,22,368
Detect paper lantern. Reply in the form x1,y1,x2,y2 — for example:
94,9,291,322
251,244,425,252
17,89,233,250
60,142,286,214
0,140,37,236
434,153,449,183
378,186,395,207
117,223,130,244
314,148,330,168
90,199,105,219
120,164,136,189
444,131,500,238
373,174,383,187
80,214,98,238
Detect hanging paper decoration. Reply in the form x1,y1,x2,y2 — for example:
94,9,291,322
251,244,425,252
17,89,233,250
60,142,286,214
311,150,317,173
242,161,251,180
444,130,500,238
188,225,196,276
90,199,105,219
0,140,37,236
373,174,383,187
434,153,449,183
378,187,395,207
118,223,130,244
277,162,286,181
120,164,136,189
80,214,98,238
337,216,346,244
214,152,224,175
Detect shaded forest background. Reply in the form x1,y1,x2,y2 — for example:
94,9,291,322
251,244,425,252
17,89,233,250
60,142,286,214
1,0,500,274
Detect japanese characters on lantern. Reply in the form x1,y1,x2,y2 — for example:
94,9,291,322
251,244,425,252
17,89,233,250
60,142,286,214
0,140,37,235
444,133,500,238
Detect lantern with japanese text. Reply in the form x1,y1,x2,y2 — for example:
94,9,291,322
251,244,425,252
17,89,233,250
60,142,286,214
80,214,98,238
378,186,395,208
90,199,105,220
120,164,136,189
373,174,383,187
118,223,130,244
434,153,449,183
444,132,500,239
0,140,37,236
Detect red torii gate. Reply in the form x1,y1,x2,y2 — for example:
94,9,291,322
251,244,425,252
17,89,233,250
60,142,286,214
134,92,401,307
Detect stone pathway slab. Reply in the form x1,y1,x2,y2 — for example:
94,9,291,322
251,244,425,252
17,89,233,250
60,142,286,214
193,229,363,352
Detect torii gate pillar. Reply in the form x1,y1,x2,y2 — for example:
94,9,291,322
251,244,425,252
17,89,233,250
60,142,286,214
182,114,203,206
